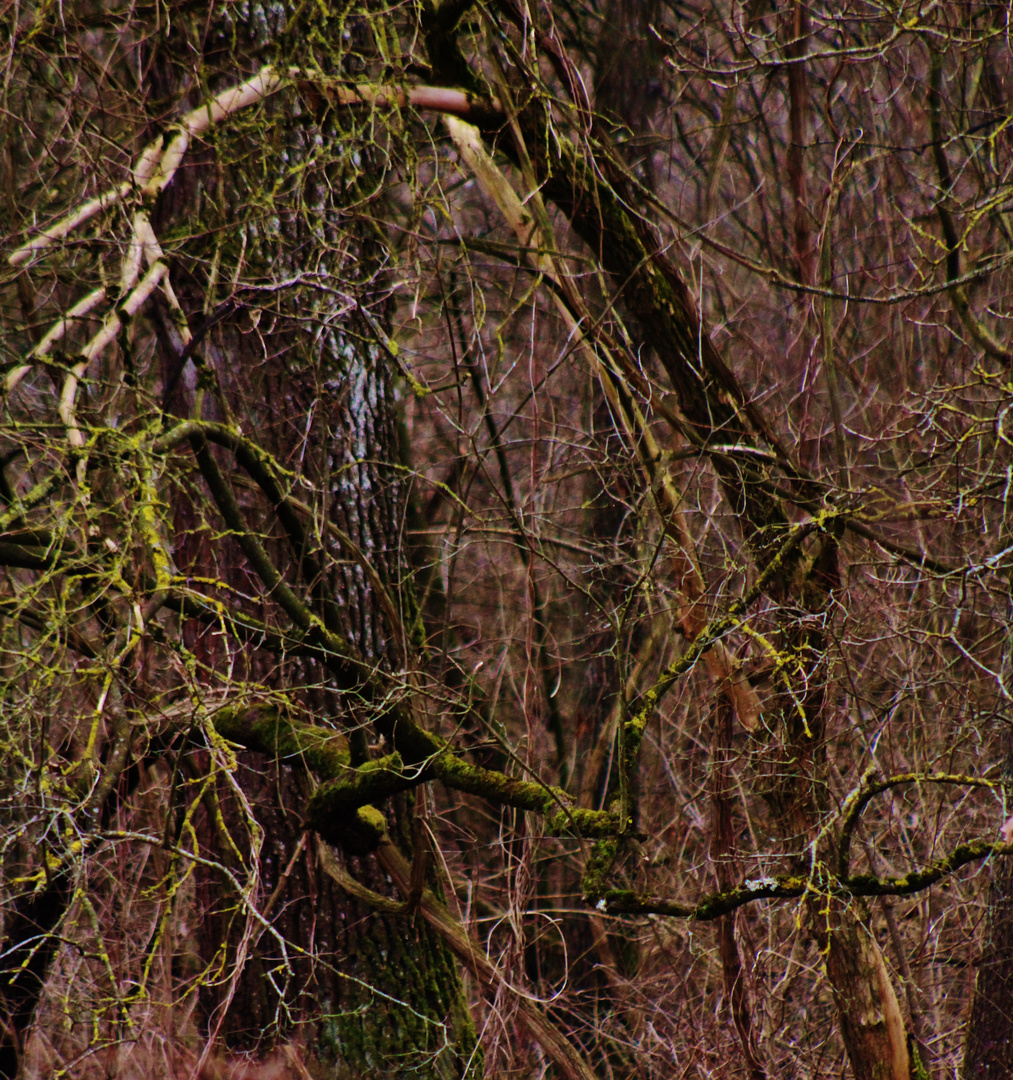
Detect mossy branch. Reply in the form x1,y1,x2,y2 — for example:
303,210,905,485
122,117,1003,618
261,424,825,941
594,838,1013,920
213,708,620,842
837,771,1000,878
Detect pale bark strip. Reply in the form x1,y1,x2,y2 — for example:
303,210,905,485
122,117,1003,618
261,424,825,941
6,288,106,394
8,70,285,267
7,184,131,266
8,71,499,269
823,903,910,1080
11,71,507,440
60,261,168,452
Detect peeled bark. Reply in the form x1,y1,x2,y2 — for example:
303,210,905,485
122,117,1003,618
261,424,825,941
822,900,911,1080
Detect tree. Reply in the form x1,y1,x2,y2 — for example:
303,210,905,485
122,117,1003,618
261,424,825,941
2,2,1013,1078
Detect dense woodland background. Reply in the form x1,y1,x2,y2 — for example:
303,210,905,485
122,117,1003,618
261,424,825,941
2,2,1013,1078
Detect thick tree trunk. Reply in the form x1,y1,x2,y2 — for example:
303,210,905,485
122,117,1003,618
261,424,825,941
0,874,71,1079
593,0,663,186
823,901,911,1080
150,4,478,1074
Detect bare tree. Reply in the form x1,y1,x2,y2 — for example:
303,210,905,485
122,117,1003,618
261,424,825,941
2,2,1013,1078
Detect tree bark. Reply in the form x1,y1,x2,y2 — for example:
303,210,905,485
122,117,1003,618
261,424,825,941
963,743,1013,1078
822,901,911,1080
149,4,478,1074
0,873,71,1080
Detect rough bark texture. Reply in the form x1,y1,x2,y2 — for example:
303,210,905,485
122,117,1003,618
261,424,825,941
593,0,663,186
0,874,71,1079
153,4,477,1074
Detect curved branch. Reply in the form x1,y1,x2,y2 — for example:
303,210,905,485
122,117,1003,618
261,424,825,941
595,838,1013,920
844,837,1011,897
837,771,998,878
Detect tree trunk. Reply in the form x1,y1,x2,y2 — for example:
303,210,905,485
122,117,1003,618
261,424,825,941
823,900,911,1080
151,4,478,1074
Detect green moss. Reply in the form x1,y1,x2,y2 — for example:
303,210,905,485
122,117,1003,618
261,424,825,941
545,805,621,838
214,706,351,775
314,894,478,1079
908,1036,929,1080
581,836,620,900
